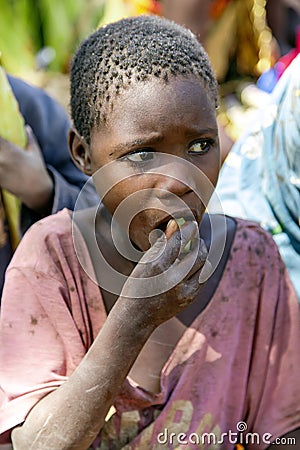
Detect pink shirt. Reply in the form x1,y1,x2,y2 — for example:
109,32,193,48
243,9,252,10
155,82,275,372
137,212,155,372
0,209,299,449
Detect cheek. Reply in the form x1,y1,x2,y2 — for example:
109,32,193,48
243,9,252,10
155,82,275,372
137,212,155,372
103,185,153,251
200,151,220,187
101,177,151,219
101,190,121,215
191,157,220,207
207,167,219,187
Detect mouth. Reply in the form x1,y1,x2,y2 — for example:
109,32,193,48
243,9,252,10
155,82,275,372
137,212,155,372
154,209,199,233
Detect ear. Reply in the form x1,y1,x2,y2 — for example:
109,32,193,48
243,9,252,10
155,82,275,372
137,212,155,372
68,128,93,176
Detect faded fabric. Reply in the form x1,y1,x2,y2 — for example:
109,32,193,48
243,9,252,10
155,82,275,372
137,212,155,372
0,209,299,449
0,76,98,299
216,55,300,299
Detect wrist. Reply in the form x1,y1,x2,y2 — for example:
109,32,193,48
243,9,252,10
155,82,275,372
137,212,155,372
23,170,54,215
110,296,157,338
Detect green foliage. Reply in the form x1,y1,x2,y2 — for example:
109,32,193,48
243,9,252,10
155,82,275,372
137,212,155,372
0,0,105,74
0,0,36,74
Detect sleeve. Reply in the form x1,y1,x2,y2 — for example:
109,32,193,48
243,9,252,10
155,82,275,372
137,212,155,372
244,228,300,448
0,268,68,435
0,220,90,438
48,168,99,214
20,169,99,234
7,75,98,233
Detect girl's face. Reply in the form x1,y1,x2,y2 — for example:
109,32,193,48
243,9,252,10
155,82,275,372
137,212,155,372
90,77,220,250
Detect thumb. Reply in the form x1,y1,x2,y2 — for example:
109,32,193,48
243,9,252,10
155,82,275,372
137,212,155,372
149,229,166,247
25,125,42,154
142,230,167,263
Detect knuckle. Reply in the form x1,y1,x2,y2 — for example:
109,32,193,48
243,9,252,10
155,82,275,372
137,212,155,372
199,239,208,258
174,233,182,245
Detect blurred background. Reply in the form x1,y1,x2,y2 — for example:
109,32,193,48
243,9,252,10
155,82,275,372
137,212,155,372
0,0,107,109
0,0,299,131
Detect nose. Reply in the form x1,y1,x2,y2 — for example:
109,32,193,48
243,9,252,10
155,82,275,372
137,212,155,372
155,174,191,199
154,162,194,198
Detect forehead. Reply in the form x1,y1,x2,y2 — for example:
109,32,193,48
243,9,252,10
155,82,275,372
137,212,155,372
92,77,217,141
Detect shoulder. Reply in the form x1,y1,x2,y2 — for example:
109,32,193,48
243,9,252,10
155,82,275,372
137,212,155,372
8,74,45,99
9,209,75,273
7,74,66,120
199,213,281,286
232,217,280,258
7,74,70,154
7,74,67,116
24,207,72,238
201,214,284,283
203,214,287,295
224,217,289,300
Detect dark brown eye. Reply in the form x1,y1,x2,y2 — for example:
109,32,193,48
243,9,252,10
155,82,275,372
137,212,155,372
126,151,154,162
189,139,213,154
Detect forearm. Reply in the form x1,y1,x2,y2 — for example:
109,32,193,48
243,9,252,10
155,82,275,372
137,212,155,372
12,299,155,450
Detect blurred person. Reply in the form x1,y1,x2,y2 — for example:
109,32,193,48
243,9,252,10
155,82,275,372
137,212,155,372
258,0,300,92
162,0,276,83
0,75,98,299
266,0,300,55
161,0,278,161
100,0,161,26
0,16,299,450
216,54,300,299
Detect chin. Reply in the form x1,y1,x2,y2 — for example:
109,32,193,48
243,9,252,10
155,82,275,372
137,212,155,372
134,235,152,252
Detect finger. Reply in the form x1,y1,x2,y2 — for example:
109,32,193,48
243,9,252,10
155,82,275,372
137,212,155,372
174,237,208,281
198,259,213,284
162,220,199,266
25,125,41,153
0,127,28,156
0,134,18,154
0,135,23,170
145,220,198,268
176,271,205,309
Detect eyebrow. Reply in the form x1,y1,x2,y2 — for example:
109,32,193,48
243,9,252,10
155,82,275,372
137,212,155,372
185,126,218,137
109,136,164,157
108,127,218,157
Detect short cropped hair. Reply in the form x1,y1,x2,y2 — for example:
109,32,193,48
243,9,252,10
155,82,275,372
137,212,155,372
70,15,218,144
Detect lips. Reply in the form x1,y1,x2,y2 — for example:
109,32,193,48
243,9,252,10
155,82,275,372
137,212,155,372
155,216,196,252
153,209,199,233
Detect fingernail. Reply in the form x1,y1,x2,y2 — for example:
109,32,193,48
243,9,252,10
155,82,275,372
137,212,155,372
166,219,176,230
198,260,212,284
165,219,178,238
182,239,192,253
105,405,116,422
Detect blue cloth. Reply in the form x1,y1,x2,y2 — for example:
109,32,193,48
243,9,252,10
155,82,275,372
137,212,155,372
216,55,300,299
8,75,98,231
0,76,98,297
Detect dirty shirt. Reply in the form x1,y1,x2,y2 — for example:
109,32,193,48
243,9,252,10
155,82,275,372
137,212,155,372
0,209,299,449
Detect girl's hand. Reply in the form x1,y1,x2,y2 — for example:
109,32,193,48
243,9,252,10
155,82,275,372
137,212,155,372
0,126,53,214
119,219,208,327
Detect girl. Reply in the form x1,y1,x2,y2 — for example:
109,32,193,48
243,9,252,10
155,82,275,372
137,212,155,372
0,16,299,450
